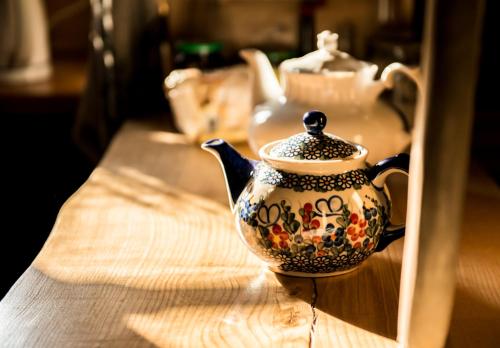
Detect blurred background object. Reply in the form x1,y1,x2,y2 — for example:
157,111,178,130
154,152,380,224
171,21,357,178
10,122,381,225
165,66,251,143
240,31,417,164
367,0,424,128
472,0,500,184
0,0,52,83
174,41,224,70
298,0,325,55
74,0,169,163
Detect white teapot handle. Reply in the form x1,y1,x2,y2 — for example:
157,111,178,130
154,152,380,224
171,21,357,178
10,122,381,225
381,63,423,92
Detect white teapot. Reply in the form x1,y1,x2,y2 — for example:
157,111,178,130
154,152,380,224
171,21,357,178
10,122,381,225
240,30,420,163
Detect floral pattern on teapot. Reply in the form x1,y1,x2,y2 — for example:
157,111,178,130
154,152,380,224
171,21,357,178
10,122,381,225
256,164,370,192
269,133,358,160
237,176,389,274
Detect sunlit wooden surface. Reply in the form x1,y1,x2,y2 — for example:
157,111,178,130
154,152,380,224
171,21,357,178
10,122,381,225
0,119,498,347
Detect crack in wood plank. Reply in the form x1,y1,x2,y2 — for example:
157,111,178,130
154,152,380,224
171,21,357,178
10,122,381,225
309,278,318,348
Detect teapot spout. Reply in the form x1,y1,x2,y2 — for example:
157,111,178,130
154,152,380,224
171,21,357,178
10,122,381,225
239,49,282,107
202,139,257,210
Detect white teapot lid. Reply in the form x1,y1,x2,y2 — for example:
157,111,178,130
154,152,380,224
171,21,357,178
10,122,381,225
268,111,360,161
280,31,370,74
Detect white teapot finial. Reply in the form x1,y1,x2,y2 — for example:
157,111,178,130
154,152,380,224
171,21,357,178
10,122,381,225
317,30,339,53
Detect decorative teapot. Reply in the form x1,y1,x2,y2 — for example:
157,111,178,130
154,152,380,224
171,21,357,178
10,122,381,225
240,30,420,163
202,111,409,277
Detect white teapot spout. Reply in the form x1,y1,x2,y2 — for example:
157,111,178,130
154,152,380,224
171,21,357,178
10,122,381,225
239,49,283,107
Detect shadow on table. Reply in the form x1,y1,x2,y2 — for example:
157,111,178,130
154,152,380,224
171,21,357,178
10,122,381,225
275,254,401,340
5,266,291,347
446,285,500,347
275,254,500,346
3,253,499,346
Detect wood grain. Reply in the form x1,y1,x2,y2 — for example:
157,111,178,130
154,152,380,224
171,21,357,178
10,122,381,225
0,119,498,347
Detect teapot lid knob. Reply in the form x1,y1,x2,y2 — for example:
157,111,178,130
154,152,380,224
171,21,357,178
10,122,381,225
303,110,327,136
317,30,339,53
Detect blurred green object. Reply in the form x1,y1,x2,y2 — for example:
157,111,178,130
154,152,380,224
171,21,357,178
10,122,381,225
176,42,222,55
174,41,224,70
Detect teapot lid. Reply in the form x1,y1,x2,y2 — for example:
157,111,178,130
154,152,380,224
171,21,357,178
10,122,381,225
280,31,371,74
268,111,360,161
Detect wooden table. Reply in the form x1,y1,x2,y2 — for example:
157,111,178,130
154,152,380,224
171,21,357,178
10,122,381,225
1,119,498,347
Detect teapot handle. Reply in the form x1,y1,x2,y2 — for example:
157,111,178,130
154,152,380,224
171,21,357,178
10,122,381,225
381,63,422,92
368,153,410,252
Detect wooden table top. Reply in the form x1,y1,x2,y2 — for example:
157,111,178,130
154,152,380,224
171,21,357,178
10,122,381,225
0,119,498,347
